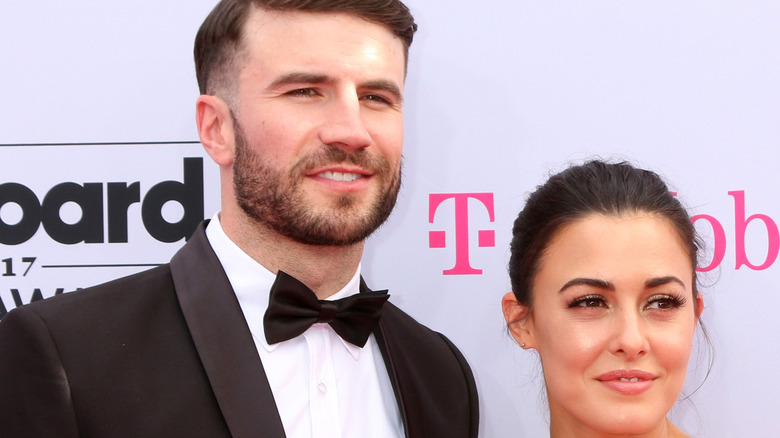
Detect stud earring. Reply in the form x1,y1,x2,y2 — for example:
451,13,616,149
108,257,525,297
521,343,526,348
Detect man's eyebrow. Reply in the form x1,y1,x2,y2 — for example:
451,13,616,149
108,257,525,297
361,79,403,102
645,276,686,289
269,72,332,89
269,73,402,102
558,278,614,293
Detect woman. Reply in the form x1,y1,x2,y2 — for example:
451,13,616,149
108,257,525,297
502,160,705,437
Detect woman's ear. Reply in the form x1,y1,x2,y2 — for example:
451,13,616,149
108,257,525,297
502,292,536,349
695,294,705,319
196,94,236,167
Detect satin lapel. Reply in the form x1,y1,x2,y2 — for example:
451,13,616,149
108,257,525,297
171,222,286,438
361,278,411,438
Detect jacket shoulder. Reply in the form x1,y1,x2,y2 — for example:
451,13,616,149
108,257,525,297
9,265,174,320
380,302,468,359
378,302,479,438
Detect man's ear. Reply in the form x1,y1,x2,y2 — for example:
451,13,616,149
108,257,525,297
196,94,236,167
502,292,536,349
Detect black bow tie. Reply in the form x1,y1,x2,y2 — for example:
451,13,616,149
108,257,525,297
263,270,389,347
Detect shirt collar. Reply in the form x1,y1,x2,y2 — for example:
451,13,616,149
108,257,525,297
205,213,364,359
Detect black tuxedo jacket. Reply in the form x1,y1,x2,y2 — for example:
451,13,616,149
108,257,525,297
0,223,479,438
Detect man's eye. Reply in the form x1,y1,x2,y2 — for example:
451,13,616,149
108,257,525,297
288,88,317,96
362,94,391,105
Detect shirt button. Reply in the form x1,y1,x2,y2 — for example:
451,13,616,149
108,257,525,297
318,383,327,394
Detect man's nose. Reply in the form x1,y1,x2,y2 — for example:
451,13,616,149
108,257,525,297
317,94,371,151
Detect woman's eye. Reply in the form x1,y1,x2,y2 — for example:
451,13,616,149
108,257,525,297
646,296,684,310
570,296,606,308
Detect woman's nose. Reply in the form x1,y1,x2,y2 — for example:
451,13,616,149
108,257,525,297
609,311,649,360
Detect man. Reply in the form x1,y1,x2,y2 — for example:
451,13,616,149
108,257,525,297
0,1,479,437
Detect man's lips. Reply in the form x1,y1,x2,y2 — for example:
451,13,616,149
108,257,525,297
309,166,372,182
317,170,363,182
305,167,375,193
595,370,657,395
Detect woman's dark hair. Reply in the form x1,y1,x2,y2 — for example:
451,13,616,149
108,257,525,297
508,160,703,311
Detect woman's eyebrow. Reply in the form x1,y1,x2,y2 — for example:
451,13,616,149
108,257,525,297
558,278,614,293
645,276,686,289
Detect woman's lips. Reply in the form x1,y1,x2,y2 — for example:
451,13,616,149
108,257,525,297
596,369,657,395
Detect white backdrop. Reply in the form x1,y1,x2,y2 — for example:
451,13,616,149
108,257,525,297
2,1,779,436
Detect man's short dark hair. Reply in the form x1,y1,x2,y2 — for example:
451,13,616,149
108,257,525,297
194,0,418,96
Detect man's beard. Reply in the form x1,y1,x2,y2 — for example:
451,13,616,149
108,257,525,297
232,121,401,246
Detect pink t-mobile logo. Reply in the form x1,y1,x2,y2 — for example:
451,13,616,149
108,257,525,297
428,193,496,275
692,190,779,271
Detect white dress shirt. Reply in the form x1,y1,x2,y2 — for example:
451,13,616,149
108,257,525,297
205,214,404,438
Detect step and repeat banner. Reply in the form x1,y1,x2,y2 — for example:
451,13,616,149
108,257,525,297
2,1,779,436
